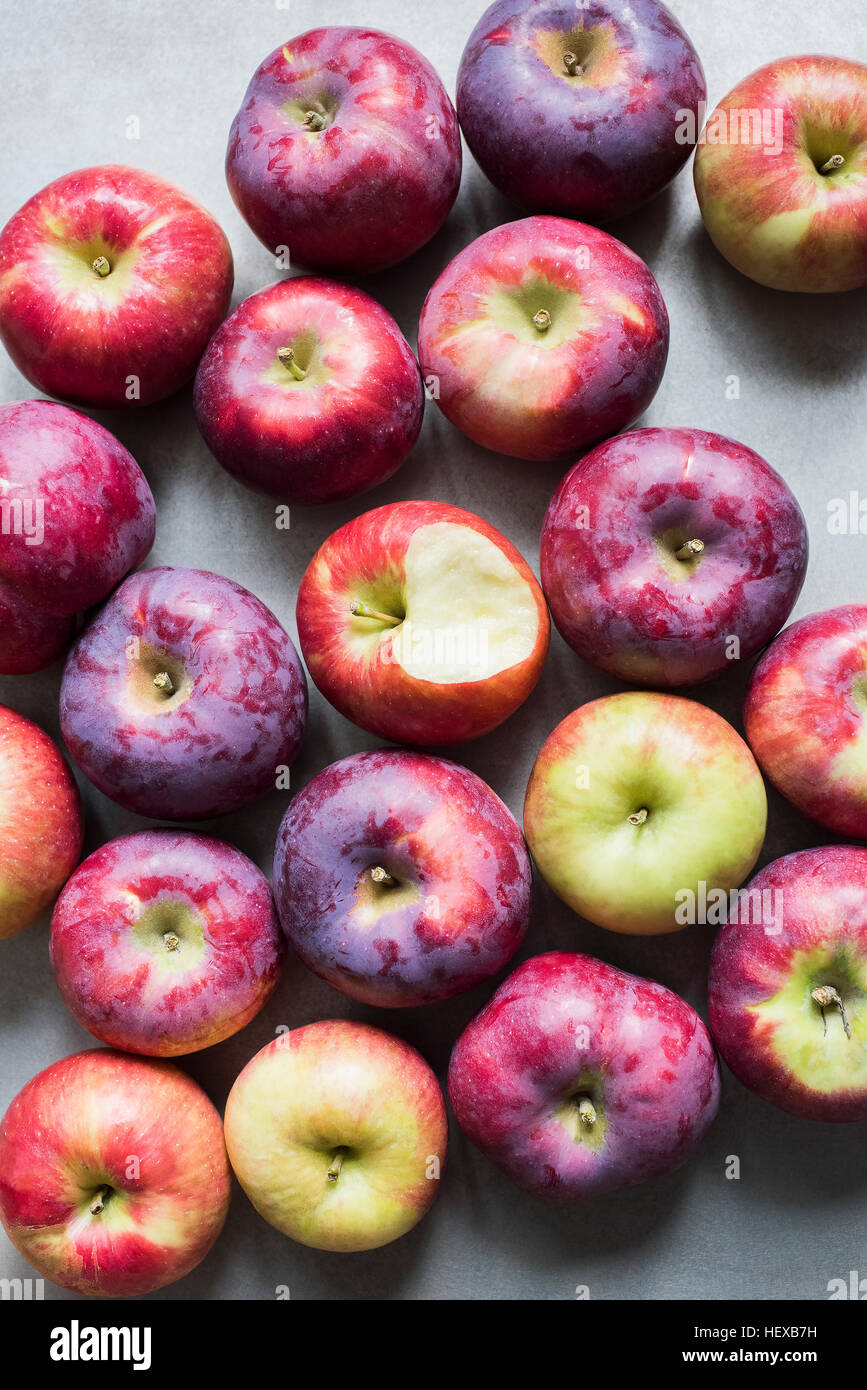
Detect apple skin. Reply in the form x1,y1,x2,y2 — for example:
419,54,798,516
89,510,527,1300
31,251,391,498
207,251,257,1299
296,500,550,746
60,566,307,821
0,578,74,675
224,1020,448,1252
417,217,668,461
524,691,767,934
744,605,867,839
457,0,705,223
0,165,233,407
0,1048,231,1296
50,830,284,1056
226,27,461,275
694,56,867,293
273,750,531,1007
708,847,867,1122
194,278,424,505
448,952,720,1200
540,427,808,687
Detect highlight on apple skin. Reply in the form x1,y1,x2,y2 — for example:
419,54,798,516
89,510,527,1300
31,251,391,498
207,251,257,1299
296,500,550,746
273,749,531,1007
540,427,808,687
448,951,721,1200
50,830,284,1056
708,847,867,1122
417,216,669,461
524,691,767,934
0,1049,232,1297
224,1020,448,1253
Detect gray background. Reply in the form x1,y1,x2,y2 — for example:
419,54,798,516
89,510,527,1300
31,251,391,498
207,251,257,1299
1,0,865,1302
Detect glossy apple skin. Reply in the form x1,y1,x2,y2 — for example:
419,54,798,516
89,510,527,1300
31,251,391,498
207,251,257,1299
194,278,424,505
0,400,155,616
449,952,720,1200
296,500,550,746
541,428,808,687
417,217,668,461
224,1020,447,1252
50,830,284,1056
0,1049,231,1296
60,566,307,821
0,706,83,940
708,848,867,1121
457,0,705,222
694,56,867,293
0,165,233,407
0,579,74,675
744,606,867,839
226,27,462,275
273,750,531,1007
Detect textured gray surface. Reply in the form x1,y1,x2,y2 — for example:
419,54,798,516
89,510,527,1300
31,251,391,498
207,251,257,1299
1,0,866,1301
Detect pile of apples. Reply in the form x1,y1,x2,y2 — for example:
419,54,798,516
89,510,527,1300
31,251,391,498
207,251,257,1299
1,0,867,1297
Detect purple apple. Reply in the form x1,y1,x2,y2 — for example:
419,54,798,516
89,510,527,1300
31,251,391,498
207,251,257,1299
0,579,74,675
273,750,531,1007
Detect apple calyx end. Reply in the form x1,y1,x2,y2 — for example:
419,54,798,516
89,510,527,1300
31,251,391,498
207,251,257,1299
276,346,308,382
91,256,112,278
326,1148,347,1184
349,600,403,628
820,154,845,174
533,308,553,333
153,670,175,697
163,931,180,952
811,985,852,1039
563,51,583,77
675,539,704,561
370,865,396,888
627,808,648,826
577,1096,597,1127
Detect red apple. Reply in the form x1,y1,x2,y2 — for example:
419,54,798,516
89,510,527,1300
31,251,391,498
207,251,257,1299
296,500,550,746
0,579,73,676
0,1049,231,1295
0,165,233,407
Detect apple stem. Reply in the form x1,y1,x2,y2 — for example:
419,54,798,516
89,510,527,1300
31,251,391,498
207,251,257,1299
327,1148,346,1183
163,932,180,952
533,308,553,333
276,347,308,381
350,600,402,627
627,808,648,826
675,539,704,560
91,256,111,278
370,866,396,887
577,1096,597,1127
89,1188,108,1215
153,671,174,697
563,51,583,76
811,985,852,1039
303,110,326,132
820,154,845,174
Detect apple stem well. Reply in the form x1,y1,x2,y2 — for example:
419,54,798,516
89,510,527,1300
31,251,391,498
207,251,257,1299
276,346,308,382
811,985,852,1039
563,51,583,76
627,808,648,826
533,308,553,333
327,1148,347,1184
91,256,111,278
349,600,403,627
820,154,845,174
675,539,704,560
153,671,175,697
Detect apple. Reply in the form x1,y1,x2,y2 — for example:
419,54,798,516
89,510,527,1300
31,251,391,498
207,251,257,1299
0,579,73,675
694,56,867,293
417,216,668,461
0,1048,231,1295
0,164,233,406
296,500,549,746
540,427,809,687
224,1020,447,1252
273,749,531,1007
50,829,284,1055
449,951,720,1200
226,27,462,275
457,0,705,222
744,605,867,839
0,705,83,940
708,847,867,1121
60,566,307,820
194,277,424,505
524,691,767,934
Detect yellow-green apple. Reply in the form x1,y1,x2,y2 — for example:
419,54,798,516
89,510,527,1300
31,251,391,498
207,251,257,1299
226,27,461,275
744,605,867,839
50,830,284,1055
457,0,705,222
0,165,233,406
449,951,720,1199
194,277,424,505
540,427,808,687
708,847,867,1121
273,749,531,1006
224,1020,447,1252
0,705,83,940
417,216,668,461
0,1048,231,1296
296,501,550,745
694,56,867,293
524,692,767,934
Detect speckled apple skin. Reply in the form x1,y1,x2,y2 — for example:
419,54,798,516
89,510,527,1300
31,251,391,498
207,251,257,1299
0,578,74,675
744,606,867,839
541,428,808,687
0,399,155,616
0,1049,231,1296
226,27,462,275
60,566,307,820
448,951,720,1200
194,278,424,505
50,830,284,1055
708,848,867,1121
457,0,705,222
273,750,531,1007
417,217,668,461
